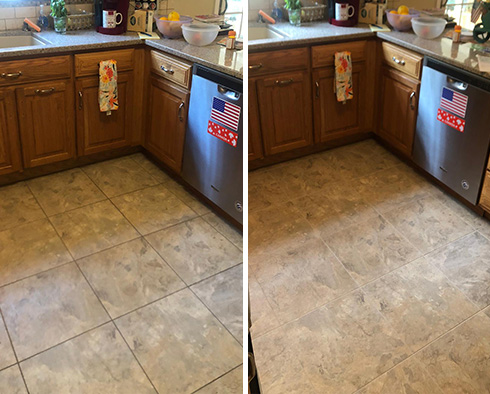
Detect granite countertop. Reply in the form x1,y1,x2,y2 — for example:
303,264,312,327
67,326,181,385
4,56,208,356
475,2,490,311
0,30,243,78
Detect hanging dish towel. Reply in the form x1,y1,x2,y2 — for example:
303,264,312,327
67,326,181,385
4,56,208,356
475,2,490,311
334,51,353,104
99,60,119,115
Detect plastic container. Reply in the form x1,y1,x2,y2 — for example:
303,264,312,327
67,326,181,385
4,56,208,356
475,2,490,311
411,17,447,39
385,9,420,31
182,23,220,46
155,15,192,39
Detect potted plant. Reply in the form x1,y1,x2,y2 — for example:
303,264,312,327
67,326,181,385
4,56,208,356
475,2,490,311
51,0,68,34
285,0,302,26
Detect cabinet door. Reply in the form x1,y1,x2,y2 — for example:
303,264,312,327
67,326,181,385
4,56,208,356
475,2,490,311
16,79,76,168
313,63,368,142
0,89,22,175
145,76,189,174
76,72,133,156
377,66,420,157
248,78,264,161
257,70,313,156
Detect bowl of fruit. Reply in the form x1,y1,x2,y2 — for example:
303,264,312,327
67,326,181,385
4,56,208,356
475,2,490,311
155,12,192,39
386,5,420,32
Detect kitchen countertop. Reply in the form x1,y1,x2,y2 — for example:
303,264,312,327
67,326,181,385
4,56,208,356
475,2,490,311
0,30,243,78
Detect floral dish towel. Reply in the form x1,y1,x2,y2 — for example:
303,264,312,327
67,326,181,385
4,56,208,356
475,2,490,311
99,60,119,115
334,51,353,103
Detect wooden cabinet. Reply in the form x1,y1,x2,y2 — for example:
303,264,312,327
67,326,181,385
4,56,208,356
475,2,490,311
480,169,490,212
145,75,189,173
16,79,76,168
0,89,22,175
256,70,313,156
248,79,263,161
76,72,134,156
377,66,420,157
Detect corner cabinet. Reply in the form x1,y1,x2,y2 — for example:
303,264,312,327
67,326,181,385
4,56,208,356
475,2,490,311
0,89,22,175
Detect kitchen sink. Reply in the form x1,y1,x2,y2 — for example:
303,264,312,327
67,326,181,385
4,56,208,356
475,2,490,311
0,34,47,49
249,26,286,40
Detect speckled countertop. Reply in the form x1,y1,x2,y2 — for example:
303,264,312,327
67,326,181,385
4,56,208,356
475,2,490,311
0,30,243,78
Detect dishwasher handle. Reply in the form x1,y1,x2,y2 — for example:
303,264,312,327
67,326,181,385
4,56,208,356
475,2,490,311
217,85,241,100
447,76,468,91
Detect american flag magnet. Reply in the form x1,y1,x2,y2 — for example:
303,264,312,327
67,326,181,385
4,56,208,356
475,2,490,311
437,108,466,133
211,97,241,131
440,87,468,118
208,120,239,147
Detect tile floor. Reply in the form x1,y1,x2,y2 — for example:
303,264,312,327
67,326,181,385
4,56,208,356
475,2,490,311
0,153,243,394
249,139,490,394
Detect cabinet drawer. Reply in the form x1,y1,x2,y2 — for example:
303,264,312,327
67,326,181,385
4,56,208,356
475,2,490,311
381,42,423,80
480,170,490,211
312,40,367,68
149,50,192,89
75,49,135,77
0,55,71,87
249,47,309,76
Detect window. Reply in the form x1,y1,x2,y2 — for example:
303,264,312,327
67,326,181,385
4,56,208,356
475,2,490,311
445,0,476,30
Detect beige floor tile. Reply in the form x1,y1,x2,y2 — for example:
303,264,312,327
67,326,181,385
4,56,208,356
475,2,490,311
363,258,478,352
358,357,443,394
191,265,243,344
326,215,421,285
50,200,139,259
416,311,490,393
27,169,106,216
129,153,173,184
111,185,197,235
0,219,72,287
194,366,242,394
146,217,241,285
250,238,356,324
384,196,474,254
0,314,15,370
21,323,155,394
0,263,109,360
0,182,45,232
426,232,490,308
115,288,242,394
164,179,211,216
248,170,288,212
0,365,27,394
82,157,159,198
78,238,185,318
202,212,243,251
248,274,281,338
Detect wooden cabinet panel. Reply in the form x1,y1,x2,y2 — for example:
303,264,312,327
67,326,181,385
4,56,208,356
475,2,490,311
257,70,313,156
312,40,368,68
74,49,135,77
149,50,192,89
381,42,423,80
480,170,490,212
145,76,189,173
76,72,133,156
16,80,75,168
0,89,22,175
248,78,263,161
249,48,309,77
377,66,420,157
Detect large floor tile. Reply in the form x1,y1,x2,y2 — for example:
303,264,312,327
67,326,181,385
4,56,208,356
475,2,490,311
115,288,242,394
202,212,243,251
416,311,490,393
20,323,155,394
248,170,288,212
191,265,243,344
111,185,197,235
146,217,241,284
82,157,159,198
78,238,185,318
0,365,27,394
27,169,106,216
326,215,421,285
129,153,172,184
165,179,211,216
0,182,45,232
383,196,474,254
0,315,15,370
250,238,356,324
426,231,490,308
50,200,139,259
0,263,109,360
248,274,281,338
0,219,72,287
195,366,242,394
363,258,478,352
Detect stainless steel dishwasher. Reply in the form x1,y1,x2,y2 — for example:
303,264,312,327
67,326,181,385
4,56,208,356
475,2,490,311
413,57,490,205
182,64,243,225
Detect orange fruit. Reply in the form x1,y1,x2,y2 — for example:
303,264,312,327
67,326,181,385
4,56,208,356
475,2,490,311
390,10,398,14
159,16,168,20
397,5,409,14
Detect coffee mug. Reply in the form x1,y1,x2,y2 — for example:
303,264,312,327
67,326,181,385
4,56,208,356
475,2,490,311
102,10,123,28
335,3,355,21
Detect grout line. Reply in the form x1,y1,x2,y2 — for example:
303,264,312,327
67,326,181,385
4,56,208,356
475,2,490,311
189,364,243,394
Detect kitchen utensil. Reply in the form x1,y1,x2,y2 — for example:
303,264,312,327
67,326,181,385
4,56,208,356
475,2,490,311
182,23,220,46
155,15,192,38
412,17,447,39
386,9,419,31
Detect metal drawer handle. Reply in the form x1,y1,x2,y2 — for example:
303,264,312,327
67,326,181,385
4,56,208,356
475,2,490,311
275,78,293,86
392,56,405,66
161,65,174,75
178,102,185,122
1,71,22,79
249,64,263,70
35,87,55,95
315,81,320,98
78,91,83,110
410,91,416,110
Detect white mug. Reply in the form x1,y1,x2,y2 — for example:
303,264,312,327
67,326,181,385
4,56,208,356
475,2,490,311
335,3,355,21
102,10,123,28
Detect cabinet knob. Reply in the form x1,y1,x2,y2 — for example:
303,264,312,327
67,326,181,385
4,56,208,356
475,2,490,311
1,71,22,79
160,65,174,75
275,79,293,86
178,102,185,122
35,87,55,95
392,56,405,66
315,81,320,98
78,91,83,110
410,91,416,110
249,64,263,70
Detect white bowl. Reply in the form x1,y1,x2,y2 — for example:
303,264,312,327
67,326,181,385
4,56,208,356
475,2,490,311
182,23,220,46
411,17,447,39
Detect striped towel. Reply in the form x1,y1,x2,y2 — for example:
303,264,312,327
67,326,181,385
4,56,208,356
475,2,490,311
99,60,119,115
334,51,353,104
